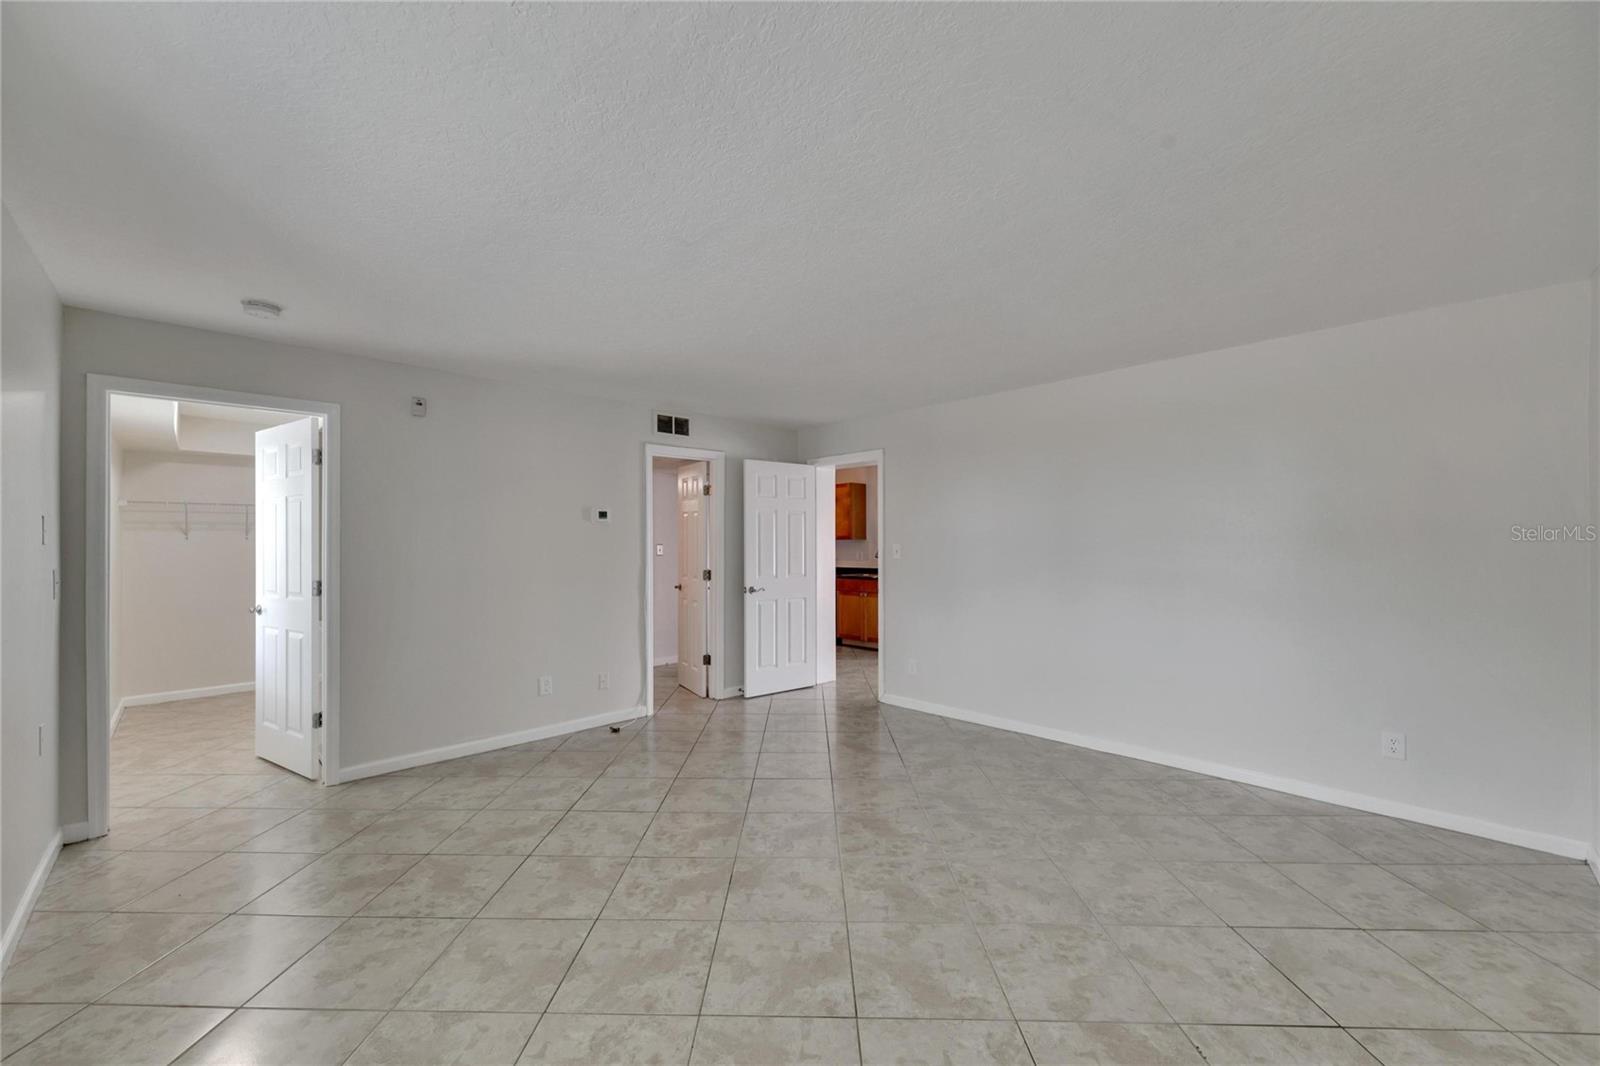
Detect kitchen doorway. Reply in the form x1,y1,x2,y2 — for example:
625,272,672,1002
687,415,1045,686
833,463,879,650
811,449,884,698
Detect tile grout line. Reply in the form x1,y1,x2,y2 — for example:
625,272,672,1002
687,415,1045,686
826,694,865,1063
685,696,755,1060
921,732,1043,1061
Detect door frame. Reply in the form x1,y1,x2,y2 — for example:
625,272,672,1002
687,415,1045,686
643,444,725,712
85,374,342,838
810,448,885,700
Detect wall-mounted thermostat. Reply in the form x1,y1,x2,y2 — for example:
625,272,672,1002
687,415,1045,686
587,507,612,524
411,397,427,417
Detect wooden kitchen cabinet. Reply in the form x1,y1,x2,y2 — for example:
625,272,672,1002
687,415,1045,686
835,482,867,540
836,576,878,645
837,590,865,642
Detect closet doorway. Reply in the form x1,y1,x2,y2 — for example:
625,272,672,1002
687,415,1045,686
85,376,341,843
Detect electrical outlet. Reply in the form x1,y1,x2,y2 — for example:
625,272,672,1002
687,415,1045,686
538,675,554,696
1381,731,1406,760
597,672,609,691
907,657,918,676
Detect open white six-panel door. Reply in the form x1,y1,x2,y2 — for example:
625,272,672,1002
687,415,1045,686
254,416,322,779
742,459,818,697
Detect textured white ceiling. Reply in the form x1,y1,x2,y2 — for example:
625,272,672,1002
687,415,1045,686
5,4,1596,424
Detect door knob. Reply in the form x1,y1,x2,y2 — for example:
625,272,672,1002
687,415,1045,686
745,586,766,594
250,605,263,615
673,584,682,590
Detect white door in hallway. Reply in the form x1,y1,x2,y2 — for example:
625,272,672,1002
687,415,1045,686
254,416,321,779
743,460,818,697
676,461,709,697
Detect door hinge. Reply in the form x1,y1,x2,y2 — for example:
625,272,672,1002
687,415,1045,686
312,448,323,465
703,483,711,496
702,568,712,581
312,579,323,596
702,653,711,666
312,711,323,729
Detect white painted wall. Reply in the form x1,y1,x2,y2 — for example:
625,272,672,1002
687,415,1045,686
835,464,879,565
802,282,1596,853
2,207,62,953
651,460,680,665
176,415,256,456
58,309,797,816
114,450,254,705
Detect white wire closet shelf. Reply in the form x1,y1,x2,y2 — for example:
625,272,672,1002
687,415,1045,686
118,499,254,540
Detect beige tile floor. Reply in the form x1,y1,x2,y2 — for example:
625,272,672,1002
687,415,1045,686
4,650,1598,1064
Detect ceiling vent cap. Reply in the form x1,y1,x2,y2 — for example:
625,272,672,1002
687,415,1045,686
241,298,283,319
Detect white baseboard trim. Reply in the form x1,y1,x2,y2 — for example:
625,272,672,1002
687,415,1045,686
114,682,254,736
334,705,649,783
1,829,62,973
120,681,254,707
653,656,677,667
879,692,1589,861
1588,847,1600,888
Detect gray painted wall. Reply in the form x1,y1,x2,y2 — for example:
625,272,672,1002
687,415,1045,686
804,282,1595,853
57,309,797,824
2,207,62,949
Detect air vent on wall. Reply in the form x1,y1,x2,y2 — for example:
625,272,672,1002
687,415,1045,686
655,413,690,437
